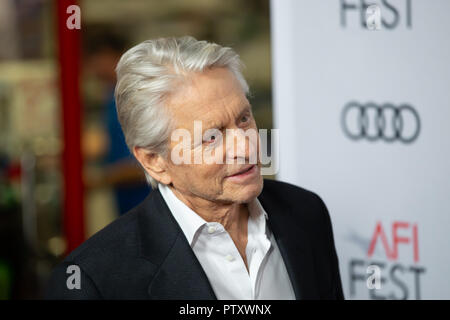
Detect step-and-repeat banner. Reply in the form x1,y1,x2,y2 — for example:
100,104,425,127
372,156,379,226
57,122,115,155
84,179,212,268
270,0,450,299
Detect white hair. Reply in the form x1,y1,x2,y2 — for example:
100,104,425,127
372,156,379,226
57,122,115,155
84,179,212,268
114,36,249,189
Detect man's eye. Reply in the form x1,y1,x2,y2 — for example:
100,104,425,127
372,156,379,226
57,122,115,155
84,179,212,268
241,115,249,123
203,128,222,145
204,135,216,143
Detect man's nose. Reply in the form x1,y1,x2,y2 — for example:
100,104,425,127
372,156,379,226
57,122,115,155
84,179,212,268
225,129,257,164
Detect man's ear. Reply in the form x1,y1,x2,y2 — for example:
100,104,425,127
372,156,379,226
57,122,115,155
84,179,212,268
133,147,172,185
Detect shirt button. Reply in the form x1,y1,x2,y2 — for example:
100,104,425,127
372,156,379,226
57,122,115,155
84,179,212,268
225,254,235,262
207,226,216,234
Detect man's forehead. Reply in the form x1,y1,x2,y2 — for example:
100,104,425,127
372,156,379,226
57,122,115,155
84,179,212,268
164,68,248,127
175,100,250,130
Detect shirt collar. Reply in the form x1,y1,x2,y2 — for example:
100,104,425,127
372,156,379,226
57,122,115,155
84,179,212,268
248,197,269,220
158,183,269,246
159,183,206,246
248,195,270,238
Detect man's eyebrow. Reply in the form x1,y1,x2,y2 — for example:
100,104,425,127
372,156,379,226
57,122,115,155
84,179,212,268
203,122,225,133
203,104,252,130
235,104,252,121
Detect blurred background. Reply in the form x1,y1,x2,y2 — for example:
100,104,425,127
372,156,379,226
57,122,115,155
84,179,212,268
0,0,272,299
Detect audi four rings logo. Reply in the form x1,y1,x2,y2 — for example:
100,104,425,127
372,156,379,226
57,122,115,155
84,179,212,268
341,102,421,143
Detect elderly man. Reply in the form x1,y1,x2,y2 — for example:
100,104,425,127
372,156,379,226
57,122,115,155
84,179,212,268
46,36,344,300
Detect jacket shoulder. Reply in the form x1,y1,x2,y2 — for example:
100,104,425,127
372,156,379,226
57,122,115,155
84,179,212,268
66,204,141,263
262,178,324,206
260,178,330,226
46,199,157,299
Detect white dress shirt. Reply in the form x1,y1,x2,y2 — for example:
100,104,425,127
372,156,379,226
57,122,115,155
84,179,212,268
159,183,296,300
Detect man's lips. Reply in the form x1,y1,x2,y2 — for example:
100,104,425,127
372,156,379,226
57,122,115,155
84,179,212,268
226,165,256,177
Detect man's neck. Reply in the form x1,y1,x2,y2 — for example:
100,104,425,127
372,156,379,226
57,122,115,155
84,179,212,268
168,184,250,270
169,185,249,236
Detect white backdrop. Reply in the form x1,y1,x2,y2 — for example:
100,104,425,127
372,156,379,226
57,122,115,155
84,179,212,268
270,0,450,299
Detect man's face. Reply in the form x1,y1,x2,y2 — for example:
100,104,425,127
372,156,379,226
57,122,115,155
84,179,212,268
163,67,263,204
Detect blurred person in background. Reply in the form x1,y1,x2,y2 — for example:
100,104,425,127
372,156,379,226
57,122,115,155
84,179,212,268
83,30,150,215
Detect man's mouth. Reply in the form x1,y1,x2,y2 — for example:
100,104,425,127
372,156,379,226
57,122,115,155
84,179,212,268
226,164,257,178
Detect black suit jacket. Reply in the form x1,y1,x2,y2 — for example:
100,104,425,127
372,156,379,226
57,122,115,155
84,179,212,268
45,179,344,299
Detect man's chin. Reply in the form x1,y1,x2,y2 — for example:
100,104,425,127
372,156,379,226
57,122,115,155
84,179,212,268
227,177,264,203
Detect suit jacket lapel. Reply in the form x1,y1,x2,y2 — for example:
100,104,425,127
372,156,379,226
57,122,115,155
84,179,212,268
137,189,216,300
258,188,320,299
